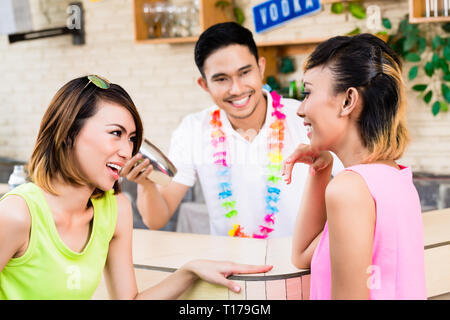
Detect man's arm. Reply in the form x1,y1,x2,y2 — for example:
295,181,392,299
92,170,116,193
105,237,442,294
137,178,190,229
121,153,190,230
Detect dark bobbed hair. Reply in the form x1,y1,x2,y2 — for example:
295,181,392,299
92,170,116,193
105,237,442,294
194,22,259,78
28,76,144,198
304,33,409,162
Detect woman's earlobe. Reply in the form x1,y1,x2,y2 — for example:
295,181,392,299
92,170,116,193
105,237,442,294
339,99,349,116
340,88,358,116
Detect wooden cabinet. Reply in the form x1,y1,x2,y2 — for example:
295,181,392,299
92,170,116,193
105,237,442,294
258,38,327,83
409,0,450,23
131,0,379,82
133,0,342,45
133,0,229,44
132,0,329,82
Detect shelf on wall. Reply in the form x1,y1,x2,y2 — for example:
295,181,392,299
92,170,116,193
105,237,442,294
257,38,327,55
133,0,229,44
409,0,450,24
132,0,328,82
257,38,327,83
133,0,339,45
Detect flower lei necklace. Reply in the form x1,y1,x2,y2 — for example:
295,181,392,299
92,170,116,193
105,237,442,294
210,86,286,239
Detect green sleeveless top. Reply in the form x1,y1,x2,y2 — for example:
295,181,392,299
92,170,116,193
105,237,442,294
0,183,118,300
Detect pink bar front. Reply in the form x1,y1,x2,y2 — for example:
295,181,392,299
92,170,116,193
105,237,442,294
286,277,302,300
266,279,287,300
301,275,311,300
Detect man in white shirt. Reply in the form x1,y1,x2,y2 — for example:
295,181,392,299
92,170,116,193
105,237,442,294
121,22,342,238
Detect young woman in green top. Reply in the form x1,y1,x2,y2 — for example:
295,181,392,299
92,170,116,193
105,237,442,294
0,75,272,299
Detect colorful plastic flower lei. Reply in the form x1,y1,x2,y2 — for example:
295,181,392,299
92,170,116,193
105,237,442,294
210,86,286,239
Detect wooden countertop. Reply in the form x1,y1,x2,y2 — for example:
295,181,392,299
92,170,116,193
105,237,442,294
133,230,309,280
93,208,450,299
423,208,450,248
132,209,450,280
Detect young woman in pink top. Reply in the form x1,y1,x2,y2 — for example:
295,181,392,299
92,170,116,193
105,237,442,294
283,33,426,299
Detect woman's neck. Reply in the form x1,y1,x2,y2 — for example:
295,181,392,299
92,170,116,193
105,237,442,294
332,125,370,168
42,178,95,217
333,128,399,169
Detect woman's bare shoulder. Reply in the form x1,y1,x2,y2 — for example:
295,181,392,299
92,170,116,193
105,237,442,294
0,195,31,259
0,194,31,231
325,170,374,216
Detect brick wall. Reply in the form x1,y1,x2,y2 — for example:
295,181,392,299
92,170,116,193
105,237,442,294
0,0,449,175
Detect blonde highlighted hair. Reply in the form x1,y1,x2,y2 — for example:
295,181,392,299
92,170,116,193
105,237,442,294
304,33,409,162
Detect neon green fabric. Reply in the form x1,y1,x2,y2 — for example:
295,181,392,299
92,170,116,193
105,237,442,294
0,183,117,300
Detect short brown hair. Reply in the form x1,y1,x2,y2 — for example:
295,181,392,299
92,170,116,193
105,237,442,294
28,76,143,198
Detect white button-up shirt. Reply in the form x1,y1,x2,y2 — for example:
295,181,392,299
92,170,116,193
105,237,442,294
169,90,343,238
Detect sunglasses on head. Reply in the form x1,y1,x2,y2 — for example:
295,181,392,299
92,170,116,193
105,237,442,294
83,74,110,90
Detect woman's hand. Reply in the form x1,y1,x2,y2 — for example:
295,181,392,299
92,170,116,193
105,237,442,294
282,144,333,184
182,260,273,293
120,153,154,187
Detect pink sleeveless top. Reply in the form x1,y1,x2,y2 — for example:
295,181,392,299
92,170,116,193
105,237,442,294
310,164,426,299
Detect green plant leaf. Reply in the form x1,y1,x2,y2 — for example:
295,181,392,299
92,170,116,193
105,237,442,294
442,83,450,102
403,35,417,51
233,7,245,25
331,2,344,14
382,18,392,29
399,18,408,33
432,35,442,50
280,57,295,73
215,0,231,8
439,58,449,73
408,66,419,80
445,73,450,81
401,22,419,36
417,37,427,55
405,53,421,62
432,53,440,68
440,101,449,112
443,23,450,33
349,3,366,19
396,37,407,56
423,90,433,104
346,27,361,36
425,62,434,77
444,45,450,61
410,24,420,36
413,84,428,91
432,101,441,116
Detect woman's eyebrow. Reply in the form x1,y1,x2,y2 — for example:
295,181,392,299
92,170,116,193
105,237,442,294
106,123,136,135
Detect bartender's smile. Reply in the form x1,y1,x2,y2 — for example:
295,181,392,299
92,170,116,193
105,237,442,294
225,90,254,109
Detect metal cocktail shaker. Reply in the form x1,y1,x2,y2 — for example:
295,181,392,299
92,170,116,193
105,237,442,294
139,138,177,187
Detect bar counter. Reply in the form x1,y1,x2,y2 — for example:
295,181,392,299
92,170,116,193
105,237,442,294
91,209,450,300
